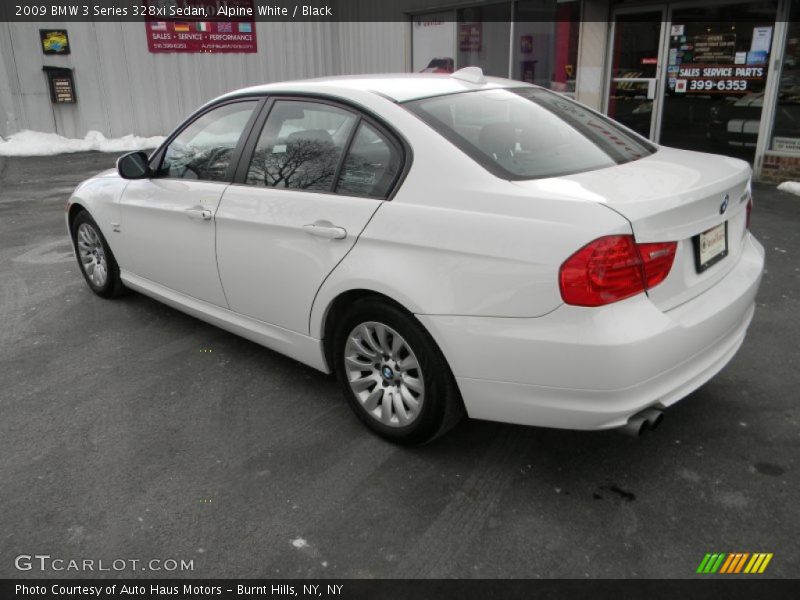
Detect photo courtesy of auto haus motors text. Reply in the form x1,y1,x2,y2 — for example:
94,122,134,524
14,583,344,597
0,0,798,599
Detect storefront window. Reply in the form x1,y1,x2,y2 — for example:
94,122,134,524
659,1,778,162
457,3,512,77
770,1,800,152
512,0,580,94
411,1,580,89
412,12,456,73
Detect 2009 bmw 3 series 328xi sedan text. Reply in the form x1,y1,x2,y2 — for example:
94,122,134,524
66,68,765,444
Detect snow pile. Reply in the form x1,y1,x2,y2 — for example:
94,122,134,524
0,130,164,157
777,181,800,197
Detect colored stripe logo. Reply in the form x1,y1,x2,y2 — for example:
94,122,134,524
696,552,773,574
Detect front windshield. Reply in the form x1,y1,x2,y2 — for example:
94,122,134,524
405,87,656,180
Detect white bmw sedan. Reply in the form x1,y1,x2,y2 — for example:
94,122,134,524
66,68,764,444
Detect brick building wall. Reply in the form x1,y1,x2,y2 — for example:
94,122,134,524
760,154,800,183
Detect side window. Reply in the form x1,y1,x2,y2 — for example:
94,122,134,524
159,101,258,182
246,101,357,191
336,122,402,198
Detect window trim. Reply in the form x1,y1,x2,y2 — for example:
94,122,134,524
231,93,411,201
331,114,364,193
147,96,266,184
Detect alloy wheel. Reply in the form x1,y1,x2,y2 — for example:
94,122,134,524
76,222,108,288
344,321,425,427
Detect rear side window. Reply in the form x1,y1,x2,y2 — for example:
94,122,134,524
246,100,357,191
405,88,656,180
159,101,257,181
336,122,401,198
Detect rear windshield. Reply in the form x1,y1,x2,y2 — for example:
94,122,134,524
405,87,656,180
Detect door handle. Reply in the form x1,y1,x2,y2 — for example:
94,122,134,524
303,222,347,240
185,206,212,221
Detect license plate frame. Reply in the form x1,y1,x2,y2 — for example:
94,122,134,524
693,221,728,273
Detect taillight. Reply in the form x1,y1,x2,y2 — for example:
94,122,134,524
746,196,753,230
638,241,677,288
559,235,677,307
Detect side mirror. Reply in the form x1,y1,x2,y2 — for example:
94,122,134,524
117,151,150,179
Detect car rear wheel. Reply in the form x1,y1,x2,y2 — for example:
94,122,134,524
71,210,126,299
333,297,464,444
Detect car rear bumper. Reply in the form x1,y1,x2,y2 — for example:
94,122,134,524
417,233,765,430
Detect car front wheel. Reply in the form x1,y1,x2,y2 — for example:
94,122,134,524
71,210,126,298
333,298,464,444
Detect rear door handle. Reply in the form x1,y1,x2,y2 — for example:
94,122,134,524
303,222,347,240
185,206,212,221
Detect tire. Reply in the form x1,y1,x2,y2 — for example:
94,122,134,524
71,210,126,299
332,297,465,445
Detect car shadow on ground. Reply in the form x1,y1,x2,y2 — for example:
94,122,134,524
111,284,733,492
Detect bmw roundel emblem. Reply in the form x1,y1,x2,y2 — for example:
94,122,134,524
720,194,729,215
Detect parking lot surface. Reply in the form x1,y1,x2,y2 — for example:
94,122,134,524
0,152,798,578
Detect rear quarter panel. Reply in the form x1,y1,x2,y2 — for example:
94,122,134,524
309,108,632,336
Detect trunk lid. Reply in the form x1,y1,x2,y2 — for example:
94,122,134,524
512,146,752,311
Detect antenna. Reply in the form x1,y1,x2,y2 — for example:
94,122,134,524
450,66,487,84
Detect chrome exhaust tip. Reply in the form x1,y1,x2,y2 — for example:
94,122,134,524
620,407,664,437
640,408,664,431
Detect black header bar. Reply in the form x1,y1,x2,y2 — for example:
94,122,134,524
0,0,782,23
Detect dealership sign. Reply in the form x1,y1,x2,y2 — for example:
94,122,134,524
673,64,765,94
145,0,256,53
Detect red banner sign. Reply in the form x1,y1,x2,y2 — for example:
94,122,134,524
145,0,256,54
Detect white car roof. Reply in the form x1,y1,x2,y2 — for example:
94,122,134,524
223,73,533,104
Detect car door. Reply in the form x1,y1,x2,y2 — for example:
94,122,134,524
215,98,405,334
116,99,261,307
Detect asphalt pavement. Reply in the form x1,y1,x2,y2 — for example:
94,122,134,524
0,151,797,578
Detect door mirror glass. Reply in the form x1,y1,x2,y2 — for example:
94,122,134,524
117,151,150,179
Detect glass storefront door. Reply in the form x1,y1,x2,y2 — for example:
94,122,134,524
606,1,779,163
659,1,779,162
606,9,667,139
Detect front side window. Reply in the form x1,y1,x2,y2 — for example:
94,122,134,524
336,122,402,198
246,101,357,191
159,101,258,181
406,87,656,180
